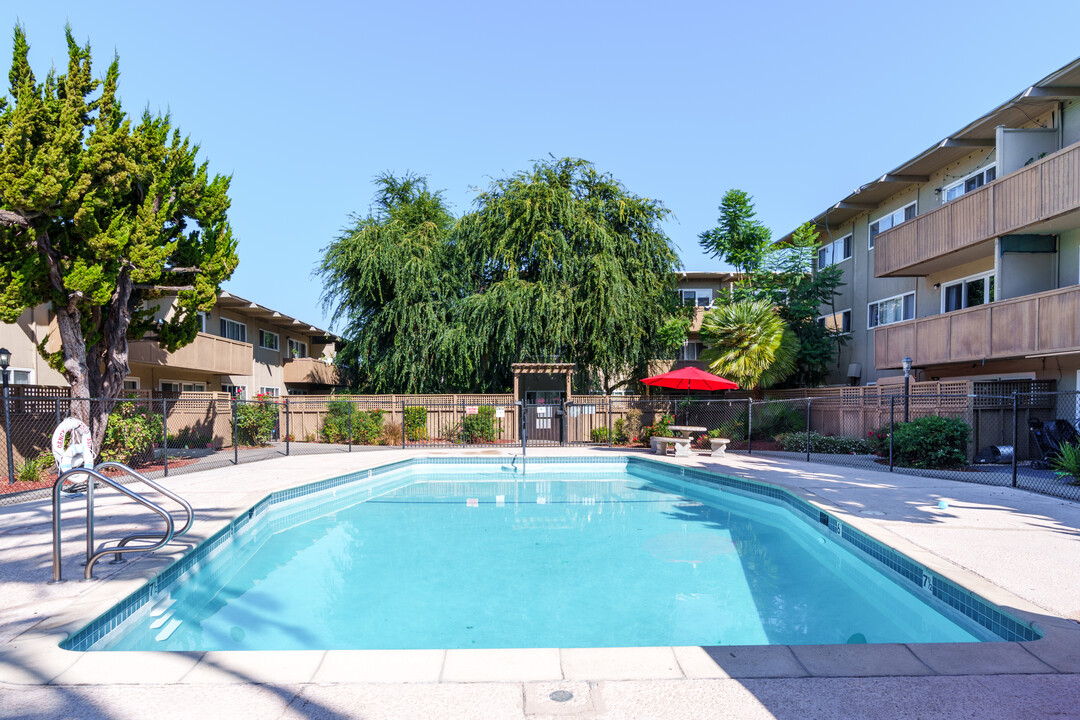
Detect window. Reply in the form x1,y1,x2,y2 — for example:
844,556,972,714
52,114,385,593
258,386,280,397
196,311,208,333
679,289,712,307
944,165,996,203
122,378,140,391
221,383,247,399
160,381,207,393
286,338,307,358
942,271,995,313
220,317,246,343
678,341,705,361
4,367,33,385
817,235,852,268
817,309,852,333
259,329,280,351
867,292,915,328
288,388,309,396
869,202,917,249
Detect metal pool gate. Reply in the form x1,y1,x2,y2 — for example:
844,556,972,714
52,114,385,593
523,402,563,446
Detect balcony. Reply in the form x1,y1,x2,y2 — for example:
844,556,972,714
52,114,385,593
874,285,1080,369
129,332,253,376
283,357,342,385
875,142,1080,277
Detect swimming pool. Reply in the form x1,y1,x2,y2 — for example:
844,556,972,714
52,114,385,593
65,457,1039,652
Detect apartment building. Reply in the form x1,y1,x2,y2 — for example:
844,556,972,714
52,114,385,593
636,270,741,380
0,292,343,396
786,56,1080,391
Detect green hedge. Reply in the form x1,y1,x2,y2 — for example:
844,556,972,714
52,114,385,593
403,406,427,441
775,431,872,455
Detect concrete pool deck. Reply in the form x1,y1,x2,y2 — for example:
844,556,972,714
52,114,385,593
1,448,1079,719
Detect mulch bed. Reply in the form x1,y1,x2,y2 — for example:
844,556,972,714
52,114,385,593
0,456,202,496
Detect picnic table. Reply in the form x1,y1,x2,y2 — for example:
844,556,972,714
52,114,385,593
667,425,706,439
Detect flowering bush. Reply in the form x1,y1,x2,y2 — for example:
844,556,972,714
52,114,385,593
639,414,674,445
101,400,163,465
234,394,279,446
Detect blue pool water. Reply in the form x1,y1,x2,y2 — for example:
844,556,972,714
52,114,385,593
94,460,997,651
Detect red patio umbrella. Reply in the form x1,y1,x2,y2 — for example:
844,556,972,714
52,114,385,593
640,367,738,426
640,366,739,392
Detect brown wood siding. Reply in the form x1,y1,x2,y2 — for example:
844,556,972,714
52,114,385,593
875,143,1080,277
873,284,1080,369
994,164,1040,234
129,333,253,376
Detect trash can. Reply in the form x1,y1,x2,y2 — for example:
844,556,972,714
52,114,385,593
973,445,1014,464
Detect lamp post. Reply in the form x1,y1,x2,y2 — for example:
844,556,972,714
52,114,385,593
0,348,13,484
902,355,913,423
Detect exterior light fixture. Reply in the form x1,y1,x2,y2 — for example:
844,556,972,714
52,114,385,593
902,355,913,422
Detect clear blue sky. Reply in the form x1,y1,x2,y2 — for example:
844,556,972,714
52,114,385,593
8,2,1080,330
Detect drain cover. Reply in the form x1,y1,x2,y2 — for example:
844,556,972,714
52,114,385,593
549,690,574,702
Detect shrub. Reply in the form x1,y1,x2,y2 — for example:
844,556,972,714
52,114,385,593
403,406,428,442
591,426,610,443
380,421,403,446
866,426,891,457
623,409,642,441
716,409,748,442
752,403,805,440
639,413,674,446
462,406,500,443
1051,443,1080,485
234,395,278,446
613,418,628,444
775,431,872,454
441,421,463,444
320,400,352,444
15,451,54,484
101,400,164,464
888,415,971,469
353,409,385,445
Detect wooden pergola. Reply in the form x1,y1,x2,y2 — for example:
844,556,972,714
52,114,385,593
510,362,576,401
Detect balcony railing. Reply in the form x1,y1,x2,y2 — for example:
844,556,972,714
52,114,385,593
875,142,1080,277
873,284,1080,369
128,332,253,376
283,357,342,385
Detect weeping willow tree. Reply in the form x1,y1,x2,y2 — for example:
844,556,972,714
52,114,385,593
456,157,683,393
317,173,467,392
318,159,684,393
699,299,799,392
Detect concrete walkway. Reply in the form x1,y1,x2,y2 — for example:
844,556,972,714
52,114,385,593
1,448,1078,719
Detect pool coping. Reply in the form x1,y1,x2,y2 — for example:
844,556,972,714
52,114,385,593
3,448,1079,687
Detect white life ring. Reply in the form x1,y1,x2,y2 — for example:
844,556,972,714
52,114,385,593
51,417,95,475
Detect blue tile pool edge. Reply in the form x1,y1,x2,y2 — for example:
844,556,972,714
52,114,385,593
626,456,1041,644
59,454,1040,651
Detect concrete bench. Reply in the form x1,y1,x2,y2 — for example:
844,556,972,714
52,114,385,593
650,436,692,457
709,437,731,458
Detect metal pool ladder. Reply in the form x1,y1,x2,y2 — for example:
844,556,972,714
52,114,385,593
50,462,194,583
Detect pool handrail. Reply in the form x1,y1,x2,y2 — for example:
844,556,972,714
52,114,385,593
50,467,176,583
93,461,194,563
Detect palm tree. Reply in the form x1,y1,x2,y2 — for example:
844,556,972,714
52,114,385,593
699,299,799,391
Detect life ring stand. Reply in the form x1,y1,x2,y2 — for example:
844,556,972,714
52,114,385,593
51,417,96,493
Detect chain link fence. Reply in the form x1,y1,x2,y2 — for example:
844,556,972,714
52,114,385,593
4,389,1080,506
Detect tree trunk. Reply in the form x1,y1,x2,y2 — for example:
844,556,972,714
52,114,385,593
44,227,135,455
